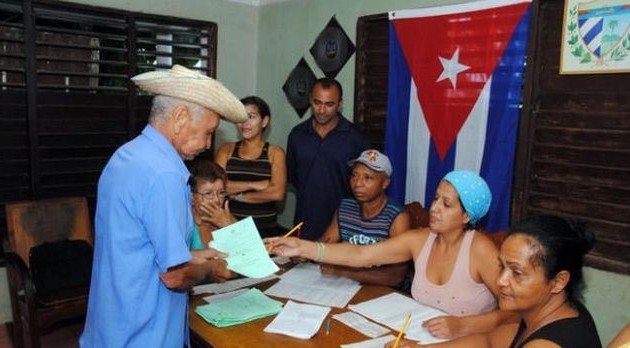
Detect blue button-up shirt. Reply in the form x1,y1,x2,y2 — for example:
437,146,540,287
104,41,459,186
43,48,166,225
80,125,193,348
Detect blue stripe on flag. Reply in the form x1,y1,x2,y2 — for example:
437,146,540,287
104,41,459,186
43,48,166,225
385,21,411,206
480,6,531,231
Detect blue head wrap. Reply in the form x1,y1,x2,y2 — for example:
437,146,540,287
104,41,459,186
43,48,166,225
443,170,492,224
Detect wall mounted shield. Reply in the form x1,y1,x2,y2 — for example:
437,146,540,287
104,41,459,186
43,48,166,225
282,58,316,118
310,16,355,78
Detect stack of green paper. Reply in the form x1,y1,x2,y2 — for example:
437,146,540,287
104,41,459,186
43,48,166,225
194,288,283,327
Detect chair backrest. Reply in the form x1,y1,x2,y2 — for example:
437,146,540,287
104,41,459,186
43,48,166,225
405,201,430,229
4,196,93,267
487,229,508,249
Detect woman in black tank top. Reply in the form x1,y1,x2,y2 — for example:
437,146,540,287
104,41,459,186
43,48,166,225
383,215,601,348
215,96,287,238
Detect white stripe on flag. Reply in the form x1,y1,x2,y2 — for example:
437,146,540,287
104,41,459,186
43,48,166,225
389,0,531,20
454,75,492,173
405,80,430,204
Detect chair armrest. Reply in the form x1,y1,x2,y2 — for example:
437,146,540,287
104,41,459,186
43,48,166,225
4,252,38,305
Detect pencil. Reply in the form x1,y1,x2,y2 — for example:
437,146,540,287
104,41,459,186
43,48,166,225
281,221,303,239
267,222,303,252
392,312,412,348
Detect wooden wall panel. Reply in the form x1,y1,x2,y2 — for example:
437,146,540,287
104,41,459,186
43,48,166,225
354,13,389,151
514,0,630,274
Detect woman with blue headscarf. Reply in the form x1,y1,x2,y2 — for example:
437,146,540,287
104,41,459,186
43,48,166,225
267,170,510,339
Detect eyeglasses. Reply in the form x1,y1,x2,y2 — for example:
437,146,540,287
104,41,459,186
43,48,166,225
193,190,227,200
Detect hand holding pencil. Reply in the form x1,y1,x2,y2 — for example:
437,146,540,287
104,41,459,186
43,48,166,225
266,222,303,252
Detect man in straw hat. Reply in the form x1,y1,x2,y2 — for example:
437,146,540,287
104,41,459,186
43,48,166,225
80,65,248,348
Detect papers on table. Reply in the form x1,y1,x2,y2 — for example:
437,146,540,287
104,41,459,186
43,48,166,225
333,311,390,338
211,217,279,278
263,300,331,340
264,263,361,308
271,255,291,265
192,274,278,295
202,288,249,303
348,292,448,344
195,288,283,327
340,334,397,348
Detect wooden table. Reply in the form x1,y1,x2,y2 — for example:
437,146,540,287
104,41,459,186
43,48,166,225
189,276,396,348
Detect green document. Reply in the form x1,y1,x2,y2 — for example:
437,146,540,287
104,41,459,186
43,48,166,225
195,288,283,327
211,216,279,278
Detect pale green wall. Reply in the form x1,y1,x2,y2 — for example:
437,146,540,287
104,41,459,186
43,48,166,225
584,267,630,345
1,0,628,345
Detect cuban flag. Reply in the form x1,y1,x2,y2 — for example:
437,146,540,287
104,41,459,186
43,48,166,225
385,0,532,232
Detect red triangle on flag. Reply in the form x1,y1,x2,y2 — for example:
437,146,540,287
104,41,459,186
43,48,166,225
392,3,529,160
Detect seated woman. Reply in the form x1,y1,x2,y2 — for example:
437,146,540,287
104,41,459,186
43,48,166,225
268,170,509,338
189,160,237,250
318,149,411,288
384,215,602,348
215,96,287,238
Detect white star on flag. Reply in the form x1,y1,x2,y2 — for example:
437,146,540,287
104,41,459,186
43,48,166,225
436,47,470,89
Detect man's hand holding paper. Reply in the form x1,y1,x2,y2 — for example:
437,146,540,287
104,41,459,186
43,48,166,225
211,217,279,278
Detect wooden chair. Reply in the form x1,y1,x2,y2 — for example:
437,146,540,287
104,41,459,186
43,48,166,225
487,229,508,249
3,196,93,348
405,201,430,229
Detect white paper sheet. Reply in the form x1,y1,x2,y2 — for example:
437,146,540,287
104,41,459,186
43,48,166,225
201,288,249,303
333,311,390,338
263,300,331,339
192,274,278,295
264,263,361,308
272,255,292,265
348,292,448,344
340,334,397,348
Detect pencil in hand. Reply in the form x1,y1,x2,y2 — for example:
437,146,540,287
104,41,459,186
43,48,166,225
266,221,303,252
392,312,412,348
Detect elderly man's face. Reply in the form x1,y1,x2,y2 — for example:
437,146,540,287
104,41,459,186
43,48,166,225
174,107,220,160
350,163,389,204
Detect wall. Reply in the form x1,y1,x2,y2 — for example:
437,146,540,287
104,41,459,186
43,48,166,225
0,0,628,345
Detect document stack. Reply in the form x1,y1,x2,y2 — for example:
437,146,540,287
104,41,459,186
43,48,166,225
195,288,283,327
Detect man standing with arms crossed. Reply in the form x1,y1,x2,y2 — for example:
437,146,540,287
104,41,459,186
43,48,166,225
80,65,247,347
286,77,368,240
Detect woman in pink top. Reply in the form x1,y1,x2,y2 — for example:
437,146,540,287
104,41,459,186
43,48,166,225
268,170,511,339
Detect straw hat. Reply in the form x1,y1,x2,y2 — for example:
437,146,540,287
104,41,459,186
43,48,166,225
131,65,247,123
